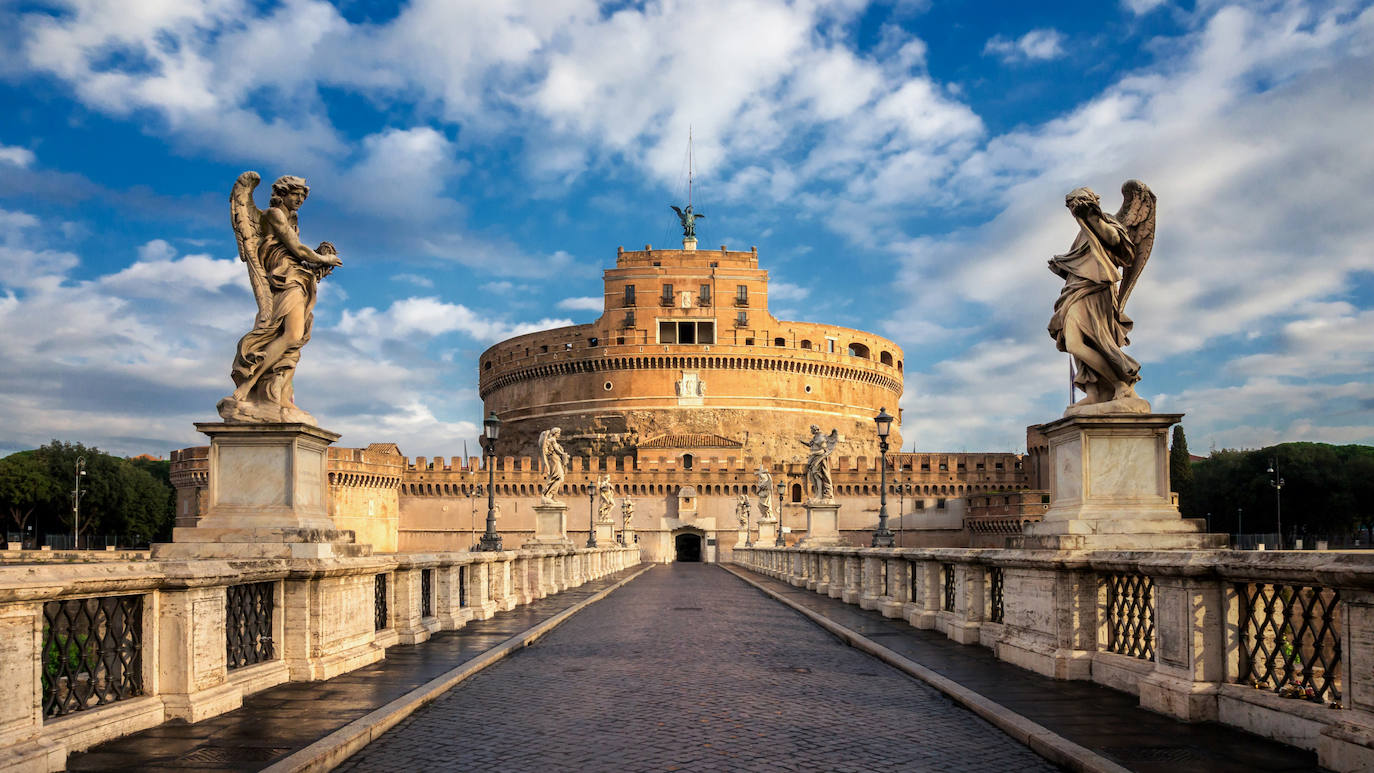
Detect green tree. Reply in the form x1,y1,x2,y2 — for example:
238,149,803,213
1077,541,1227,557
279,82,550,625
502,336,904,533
1169,425,1194,512
0,452,60,542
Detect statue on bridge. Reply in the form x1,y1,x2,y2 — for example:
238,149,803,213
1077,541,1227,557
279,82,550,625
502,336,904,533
1048,180,1156,416
597,475,616,523
538,428,570,503
800,426,839,502
735,493,752,527
754,467,776,522
219,172,342,425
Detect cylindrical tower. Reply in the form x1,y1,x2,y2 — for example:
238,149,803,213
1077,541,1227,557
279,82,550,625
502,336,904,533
480,245,904,460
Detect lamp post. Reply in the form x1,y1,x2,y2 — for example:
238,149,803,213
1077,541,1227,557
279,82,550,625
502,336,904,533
72,456,86,551
775,463,787,547
586,475,598,548
1237,506,1244,549
1267,458,1285,550
871,407,895,547
477,413,503,551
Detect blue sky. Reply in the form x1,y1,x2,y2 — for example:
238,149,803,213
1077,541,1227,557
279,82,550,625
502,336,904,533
1,0,1372,459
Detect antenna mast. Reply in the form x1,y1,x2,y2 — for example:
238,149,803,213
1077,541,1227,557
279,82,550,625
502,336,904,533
688,125,694,207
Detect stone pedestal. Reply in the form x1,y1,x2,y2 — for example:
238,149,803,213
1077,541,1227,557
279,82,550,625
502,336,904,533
756,519,777,545
523,502,573,548
153,423,369,559
799,501,841,546
735,526,749,548
594,521,615,545
1018,414,1227,550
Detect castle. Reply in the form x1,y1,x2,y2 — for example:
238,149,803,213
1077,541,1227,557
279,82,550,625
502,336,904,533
170,242,1033,562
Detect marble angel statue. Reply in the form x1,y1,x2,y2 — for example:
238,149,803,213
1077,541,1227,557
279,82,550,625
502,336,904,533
800,426,839,502
1048,180,1156,416
753,467,776,522
597,474,616,523
218,172,341,424
538,428,570,503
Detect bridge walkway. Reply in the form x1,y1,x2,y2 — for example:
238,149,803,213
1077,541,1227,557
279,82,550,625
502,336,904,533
726,565,1320,773
338,564,1058,772
63,567,645,772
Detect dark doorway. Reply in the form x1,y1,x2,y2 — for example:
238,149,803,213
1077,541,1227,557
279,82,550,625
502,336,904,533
674,533,702,562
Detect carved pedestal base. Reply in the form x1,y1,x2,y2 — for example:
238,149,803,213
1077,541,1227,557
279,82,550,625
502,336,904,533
735,527,749,548
524,502,573,548
799,501,842,546
594,521,615,545
756,520,777,545
1017,413,1227,550
152,422,370,559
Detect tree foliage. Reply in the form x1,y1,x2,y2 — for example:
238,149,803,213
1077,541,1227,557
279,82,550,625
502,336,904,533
1169,425,1194,511
0,441,175,545
1181,442,1374,538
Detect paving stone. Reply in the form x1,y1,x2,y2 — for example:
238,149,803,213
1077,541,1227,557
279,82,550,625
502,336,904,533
339,565,1057,773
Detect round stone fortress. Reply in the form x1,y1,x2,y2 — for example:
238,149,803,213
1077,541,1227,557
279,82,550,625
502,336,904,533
480,244,904,460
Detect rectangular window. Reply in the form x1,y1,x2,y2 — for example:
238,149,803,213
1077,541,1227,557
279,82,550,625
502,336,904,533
658,320,714,344
827,338,836,353
661,284,674,305
915,500,925,510
624,285,635,306
736,310,748,327
623,311,635,328
699,284,711,305
735,285,748,305
936,498,947,509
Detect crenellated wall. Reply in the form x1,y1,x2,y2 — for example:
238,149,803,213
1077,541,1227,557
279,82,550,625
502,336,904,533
170,446,1030,558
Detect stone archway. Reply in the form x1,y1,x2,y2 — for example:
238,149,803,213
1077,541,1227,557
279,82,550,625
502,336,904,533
674,532,702,562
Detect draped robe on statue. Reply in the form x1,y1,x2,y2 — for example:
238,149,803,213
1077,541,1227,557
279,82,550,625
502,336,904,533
229,209,318,411
1047,214,1141,392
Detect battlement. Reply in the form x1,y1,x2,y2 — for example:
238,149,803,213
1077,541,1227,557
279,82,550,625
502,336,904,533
615,245,759,269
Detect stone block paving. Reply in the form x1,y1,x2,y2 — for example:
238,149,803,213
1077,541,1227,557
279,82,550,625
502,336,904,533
735,568,1321,773
338,564,1057,773
64,568,643,772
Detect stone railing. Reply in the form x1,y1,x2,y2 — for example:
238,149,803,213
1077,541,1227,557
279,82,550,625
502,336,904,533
0,545,638,771
733,545,1374,773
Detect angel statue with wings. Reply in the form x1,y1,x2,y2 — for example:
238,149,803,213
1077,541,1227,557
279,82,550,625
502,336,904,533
670,204,704,239
538,427,570,503
800,426,839,502
597,474,617,524
1048,180,1156,417
218,172,342,424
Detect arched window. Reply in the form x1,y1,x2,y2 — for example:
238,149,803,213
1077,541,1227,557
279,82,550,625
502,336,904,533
879,351,893,366
848,342,870,358
774,337,786,346
800,339,812,349
682,453,694,470
791,483,803,503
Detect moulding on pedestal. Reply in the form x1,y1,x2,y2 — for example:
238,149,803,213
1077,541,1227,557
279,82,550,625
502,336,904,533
798,501,841,546
524,502,573,548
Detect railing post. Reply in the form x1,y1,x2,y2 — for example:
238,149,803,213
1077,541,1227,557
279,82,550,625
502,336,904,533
159,585,242,721
1137,567,1227,721
997,557,1096,680
789,549,807,587
860,552,884,611
907,560,941,629
842,550,863,604
878,555,907,619
393,564,432,645
947,562,985,644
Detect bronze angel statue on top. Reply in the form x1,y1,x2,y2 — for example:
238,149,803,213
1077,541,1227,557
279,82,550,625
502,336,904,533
670,204,704,239
217,172,342,425
1048,180,1156,416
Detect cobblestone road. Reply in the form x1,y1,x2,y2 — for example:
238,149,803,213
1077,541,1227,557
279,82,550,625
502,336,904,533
338,564,1059,772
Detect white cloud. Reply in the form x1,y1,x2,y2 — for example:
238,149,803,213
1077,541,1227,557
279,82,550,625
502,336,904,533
769,281,810,302
338,296,575,344
394,273,434,288
984,29,1066,63
0,145,35,167
1123,0,1168,16
556,296,604,312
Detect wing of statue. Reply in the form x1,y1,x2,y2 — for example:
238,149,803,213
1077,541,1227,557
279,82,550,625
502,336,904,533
1115,179,1156,310
536,429,551,466
693,213,705,219
230,172,271,324
670,205,685,219
825,429,839,455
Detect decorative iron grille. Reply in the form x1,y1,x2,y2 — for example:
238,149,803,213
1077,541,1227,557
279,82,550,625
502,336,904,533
421,569,433,618
909,561,919,602
226,582,274,670
458,566,468,608
42,595,144,718
1105,572,1155,660
1237,583,1342,702
375,574,389,631
989,567,1005,624
942,564,956,612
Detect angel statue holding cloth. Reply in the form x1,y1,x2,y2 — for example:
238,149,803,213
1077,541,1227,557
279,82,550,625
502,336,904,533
218,172,342,425
1048,180,1156,417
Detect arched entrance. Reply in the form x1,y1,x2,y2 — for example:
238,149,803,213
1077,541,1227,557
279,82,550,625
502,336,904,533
674,532,702,562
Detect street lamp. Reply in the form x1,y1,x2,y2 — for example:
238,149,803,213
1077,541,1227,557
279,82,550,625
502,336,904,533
1267,458,1285,550
586,475,598,548
477,413,503,551
775,463,788,547
871,407,895,547
72,456,86,551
